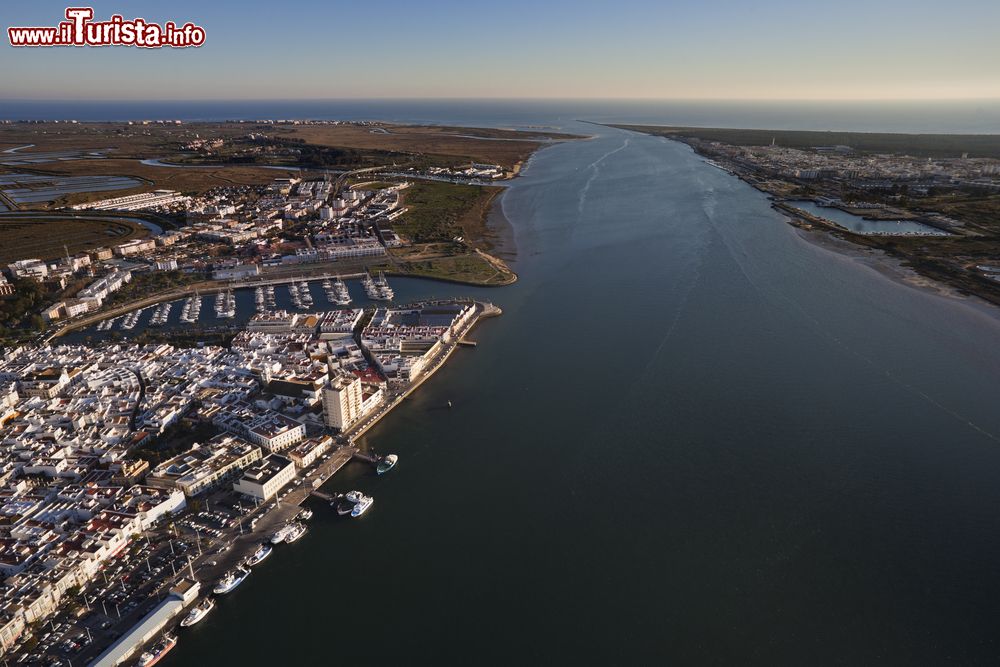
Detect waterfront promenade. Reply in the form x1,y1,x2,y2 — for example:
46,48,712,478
70,300,500,664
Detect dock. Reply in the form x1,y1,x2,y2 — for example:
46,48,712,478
351,450,381,465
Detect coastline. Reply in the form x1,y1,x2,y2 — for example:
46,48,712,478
786,216,1000,325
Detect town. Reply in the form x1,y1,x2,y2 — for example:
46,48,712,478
0,293,495,664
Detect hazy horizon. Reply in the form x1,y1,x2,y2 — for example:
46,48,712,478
4,0,1000,101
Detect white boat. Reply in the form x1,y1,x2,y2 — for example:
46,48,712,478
270,524,293,544
377,454,398,475
362,272,379,299
298,281,313,305
284,522,307,543
374,272,394,300
246,542,273,566
137,635,176,666
351,494,374,517
179,598,215,628
298,508,313,521
332,276,352,305
212,567,249,595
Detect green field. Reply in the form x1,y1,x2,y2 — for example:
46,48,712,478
611,124,1000,158
396,181,502,245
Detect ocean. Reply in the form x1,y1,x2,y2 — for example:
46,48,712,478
3,98,1000,133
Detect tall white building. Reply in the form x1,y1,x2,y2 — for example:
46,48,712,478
322,373,362,430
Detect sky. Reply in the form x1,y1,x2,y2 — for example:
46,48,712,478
2,0,1000,101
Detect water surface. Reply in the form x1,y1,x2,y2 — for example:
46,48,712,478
159,120,1000,665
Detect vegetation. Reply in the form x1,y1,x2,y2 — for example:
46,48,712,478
611,124,1000,158
396,181,501,244
0,215,148,263
101,270,202,308
0,278,48,341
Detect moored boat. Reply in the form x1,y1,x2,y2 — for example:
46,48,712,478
351,494,374,518
270,524,293,544
246,542,273,566
284,522,307,543
137,635,177,666
179,598,215,628
212,567,249,595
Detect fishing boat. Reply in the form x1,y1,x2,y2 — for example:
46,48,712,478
246,542,273,566
270,524,294,544
137,635,177,666
179,598,215,628
212,567,249,595
284,522,307,543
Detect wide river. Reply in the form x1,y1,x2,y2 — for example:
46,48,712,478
165,121,1000,665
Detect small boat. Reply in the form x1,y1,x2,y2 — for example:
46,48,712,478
376,454,398,475
332,492,360,515
246,542,273,567
180,598,215,628
212,567,249,595
137,635,177,666
351,494,374,518
298,508,314,521
284,522,307,543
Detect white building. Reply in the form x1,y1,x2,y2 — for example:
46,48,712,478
8,259,48,281
232,454,297,501
245,413,306,452
322,372,363,430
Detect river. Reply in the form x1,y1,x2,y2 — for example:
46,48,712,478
162,120,1000,665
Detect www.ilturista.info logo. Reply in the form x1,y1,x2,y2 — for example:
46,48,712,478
8,7,205,48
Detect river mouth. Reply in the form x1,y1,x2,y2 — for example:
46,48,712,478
74,110,1000,666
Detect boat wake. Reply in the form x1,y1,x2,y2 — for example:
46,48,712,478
577,136,631,217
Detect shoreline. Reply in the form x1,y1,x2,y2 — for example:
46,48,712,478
75,299,501,665
788,220,1000,326
673,133,1000,315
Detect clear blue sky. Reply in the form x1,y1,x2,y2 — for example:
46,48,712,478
3,0,999,100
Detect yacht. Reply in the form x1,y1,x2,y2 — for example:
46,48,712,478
150,302,172,326
137,635,177,666
362,272,378,299
376,454,398,475
284,522,307,543
212,567,249,595
332,276,352,305
246,542,273,566
180,293,201,323
374,272,394,300
298,281,313,306
179,598,215,628
351,494,374,518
